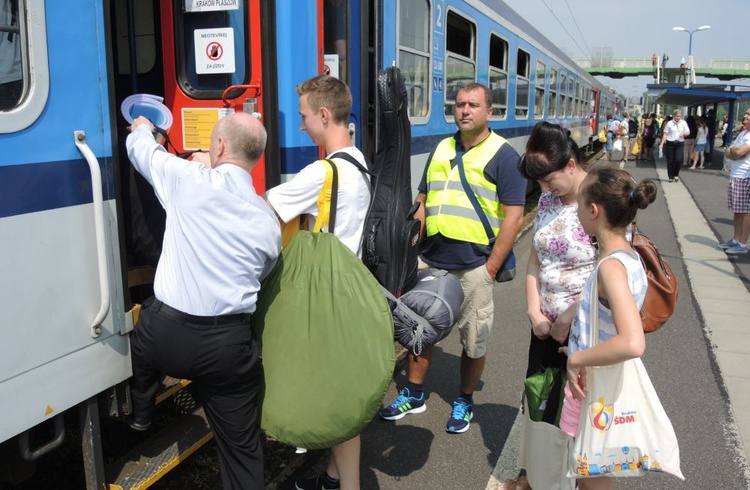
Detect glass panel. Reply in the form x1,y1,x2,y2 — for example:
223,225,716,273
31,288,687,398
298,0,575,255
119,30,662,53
400,50,429,118
548,68,556,118
534,61,545,118
444,54,475,117
515,77,529,118
179,3,248,94
567,79,575,117
559,73,567,118
399,0,428,52
324,0,348,82
0,0,24,111
489,67,507,118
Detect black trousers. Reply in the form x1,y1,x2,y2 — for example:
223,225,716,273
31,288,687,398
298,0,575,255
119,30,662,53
130,298,263,490
664,141,684,180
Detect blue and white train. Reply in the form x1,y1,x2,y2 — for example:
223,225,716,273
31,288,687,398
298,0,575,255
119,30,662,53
0,0,618,487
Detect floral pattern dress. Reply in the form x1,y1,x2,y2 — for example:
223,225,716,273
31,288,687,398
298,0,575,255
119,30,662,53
533,192,597,322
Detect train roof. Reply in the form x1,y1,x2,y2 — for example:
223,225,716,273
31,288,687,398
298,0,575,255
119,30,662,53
470,0,612,93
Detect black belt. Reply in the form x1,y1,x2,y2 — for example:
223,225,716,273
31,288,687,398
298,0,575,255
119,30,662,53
150,298,252,326
665,140,683,145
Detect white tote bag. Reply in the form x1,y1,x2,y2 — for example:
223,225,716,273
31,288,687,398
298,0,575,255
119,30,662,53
613,138,623,152
518,394,576,490
567,263,684,480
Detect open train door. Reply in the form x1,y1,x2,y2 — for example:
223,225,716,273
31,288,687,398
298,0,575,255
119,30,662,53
158,0,276,192
319,0,374,159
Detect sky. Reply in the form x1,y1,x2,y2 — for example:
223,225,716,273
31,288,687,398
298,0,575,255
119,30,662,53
501,0,750,98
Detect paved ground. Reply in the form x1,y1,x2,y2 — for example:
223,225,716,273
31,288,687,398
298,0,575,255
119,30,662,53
275,148,750,489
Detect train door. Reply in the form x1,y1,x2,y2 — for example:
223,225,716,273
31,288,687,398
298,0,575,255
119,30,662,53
0,0,130,447
321,0,373,158
159,1,268,190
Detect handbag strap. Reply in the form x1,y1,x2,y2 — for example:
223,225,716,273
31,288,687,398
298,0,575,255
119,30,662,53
312,159,339,234
455,150,496,244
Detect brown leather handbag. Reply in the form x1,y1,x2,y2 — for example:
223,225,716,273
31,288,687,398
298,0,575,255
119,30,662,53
631,228,679,333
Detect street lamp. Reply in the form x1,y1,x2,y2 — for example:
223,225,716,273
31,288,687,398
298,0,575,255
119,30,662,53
673,25,711,88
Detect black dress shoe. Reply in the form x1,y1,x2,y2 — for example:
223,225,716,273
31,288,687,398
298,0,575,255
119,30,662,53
129,416,152,431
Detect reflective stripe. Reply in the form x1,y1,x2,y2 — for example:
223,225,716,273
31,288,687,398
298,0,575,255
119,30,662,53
428,180,496,201
427,204,502,229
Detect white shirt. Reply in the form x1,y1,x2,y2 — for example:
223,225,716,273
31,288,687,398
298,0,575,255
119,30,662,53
126,125,281,315
266,147,370,256
729,130,750,179
696,126,708,145
664,119,689,142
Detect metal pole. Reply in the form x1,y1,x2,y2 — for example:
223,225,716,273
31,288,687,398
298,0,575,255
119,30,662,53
686,31,693,88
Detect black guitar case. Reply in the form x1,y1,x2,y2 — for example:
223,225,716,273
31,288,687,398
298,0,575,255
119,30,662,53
362,66,419,297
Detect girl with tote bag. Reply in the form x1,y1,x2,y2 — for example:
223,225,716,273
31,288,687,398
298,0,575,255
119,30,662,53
560,167,683,489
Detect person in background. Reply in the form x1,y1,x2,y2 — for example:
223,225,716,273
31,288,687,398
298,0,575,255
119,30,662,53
379,82,526,435
127,113,281,490
717,108,750,255
690,117,708,170
705,109,717,165
683,115,697,168
561,166,657,490
660,110,689,182
619,111,631,165
721,115,730,148
265,75,371,490
601,113,614,161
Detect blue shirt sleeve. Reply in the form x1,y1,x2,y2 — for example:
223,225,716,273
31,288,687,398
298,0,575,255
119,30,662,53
483,144,526,206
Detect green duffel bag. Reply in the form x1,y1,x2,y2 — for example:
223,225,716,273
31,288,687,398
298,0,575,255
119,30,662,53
252,231,394,449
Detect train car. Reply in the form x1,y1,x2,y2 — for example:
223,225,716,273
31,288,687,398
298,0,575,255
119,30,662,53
0,1,617,487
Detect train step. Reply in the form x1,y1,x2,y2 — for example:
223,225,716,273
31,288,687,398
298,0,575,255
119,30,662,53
106,406,213,490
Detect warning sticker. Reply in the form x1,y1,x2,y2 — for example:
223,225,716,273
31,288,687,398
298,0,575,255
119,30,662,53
182,108,220,150
194,28,235,74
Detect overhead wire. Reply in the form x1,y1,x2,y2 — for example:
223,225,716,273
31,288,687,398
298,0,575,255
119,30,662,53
562,0,592,58
538,0,592,59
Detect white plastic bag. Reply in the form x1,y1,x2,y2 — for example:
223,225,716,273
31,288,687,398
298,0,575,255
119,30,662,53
658,146,664,159
613,139,623,152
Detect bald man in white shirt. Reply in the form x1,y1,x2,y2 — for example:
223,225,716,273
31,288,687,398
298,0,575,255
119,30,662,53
126,112,280,490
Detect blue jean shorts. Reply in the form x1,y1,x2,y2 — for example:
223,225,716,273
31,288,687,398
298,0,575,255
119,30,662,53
695,143,706,152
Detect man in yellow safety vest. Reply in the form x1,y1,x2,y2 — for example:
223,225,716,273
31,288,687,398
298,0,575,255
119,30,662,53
379,82,526,433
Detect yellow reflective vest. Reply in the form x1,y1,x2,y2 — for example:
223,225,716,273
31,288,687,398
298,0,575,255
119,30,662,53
424,132,508,245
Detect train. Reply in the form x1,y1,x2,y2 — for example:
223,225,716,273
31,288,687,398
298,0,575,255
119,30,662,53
0,0,619,487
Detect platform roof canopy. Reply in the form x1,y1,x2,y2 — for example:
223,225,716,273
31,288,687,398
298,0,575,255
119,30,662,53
647,83,750,107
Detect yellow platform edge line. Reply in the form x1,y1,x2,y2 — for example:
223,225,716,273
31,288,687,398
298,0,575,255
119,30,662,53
155,379,192,405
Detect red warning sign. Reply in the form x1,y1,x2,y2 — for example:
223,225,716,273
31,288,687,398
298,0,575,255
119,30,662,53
206,42,223,61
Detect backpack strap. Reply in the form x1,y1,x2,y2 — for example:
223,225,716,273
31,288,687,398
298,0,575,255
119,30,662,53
313,159,339,234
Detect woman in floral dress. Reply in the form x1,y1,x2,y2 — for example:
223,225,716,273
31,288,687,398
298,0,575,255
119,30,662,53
520,122,597,381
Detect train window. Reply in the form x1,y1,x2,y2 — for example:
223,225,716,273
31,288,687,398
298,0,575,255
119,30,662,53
488,33,508,120
548,68,557,118
515,49,530,119
559,73,567,118
533,60,545,120
114,0,157,75
398,0,430,121
444,11,475,118
567,78,575,118
174,1,249,99
0,0,47,133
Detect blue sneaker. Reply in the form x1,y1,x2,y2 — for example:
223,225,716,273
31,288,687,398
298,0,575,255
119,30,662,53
718,239,739,250
725,243,748,255
446,397,473,433
378,387,426,421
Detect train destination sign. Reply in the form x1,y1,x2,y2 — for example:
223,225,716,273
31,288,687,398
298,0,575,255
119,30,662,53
184,0,239,12
194,28,235,74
